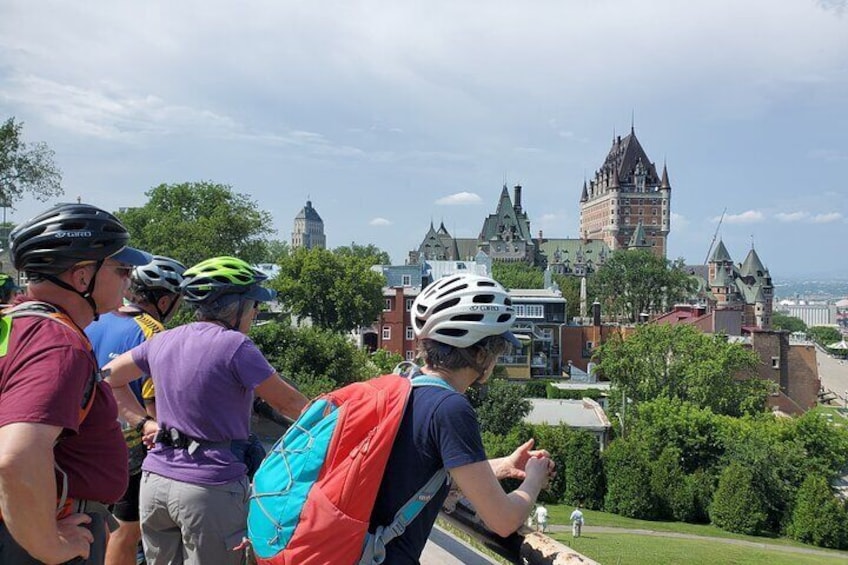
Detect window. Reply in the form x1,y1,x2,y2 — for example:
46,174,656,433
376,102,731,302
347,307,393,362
401,274,412,286
406,350,416,360
406,326,414,341
384,299,392,311
586,341,594,350
771,357,780,369
516,304,543,318
405,298,414,311
382,326,391,340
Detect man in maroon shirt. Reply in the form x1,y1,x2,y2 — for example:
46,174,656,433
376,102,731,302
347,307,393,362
0,203,151,564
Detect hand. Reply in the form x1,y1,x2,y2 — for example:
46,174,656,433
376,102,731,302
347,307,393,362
141,420,159,449
498,439,552,480
53,513,94,562
525,455,555,490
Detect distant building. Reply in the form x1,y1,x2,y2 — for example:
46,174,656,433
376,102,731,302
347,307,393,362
408,184,610,272
524,398,612,450
704,241,774,330
775,301,838,328
579,127,671,257
291,200,326,250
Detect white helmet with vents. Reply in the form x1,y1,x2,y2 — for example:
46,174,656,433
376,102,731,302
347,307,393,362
412,274,521,349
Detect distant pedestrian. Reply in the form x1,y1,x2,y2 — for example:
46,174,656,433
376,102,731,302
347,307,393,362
534,504,548,533
570,504,585,538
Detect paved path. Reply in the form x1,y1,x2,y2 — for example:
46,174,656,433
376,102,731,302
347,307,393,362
547,525,848,559
818,345,848,404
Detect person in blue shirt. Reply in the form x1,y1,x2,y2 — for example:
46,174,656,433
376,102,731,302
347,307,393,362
369,274,556,564
86,255,185,565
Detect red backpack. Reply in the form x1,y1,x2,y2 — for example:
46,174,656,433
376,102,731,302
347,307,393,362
248,373,451,564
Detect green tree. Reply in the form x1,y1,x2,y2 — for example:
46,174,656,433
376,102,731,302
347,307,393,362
370,348,404,375
596,324,766,416
333,243,391,266
273,247,385,333
771,312,807,333
788,474,847,549
791,410,848,479
563,430,605,510
591,249,695,322
0,117,63,205
710,462,768,535
809,326,844,348
116,181,273,266
603,437,661,519
491,262,544,290
249,321,377,399
466,378,531,436
263,239,291,264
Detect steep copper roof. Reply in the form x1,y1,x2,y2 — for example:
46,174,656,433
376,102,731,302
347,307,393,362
598,130,661,191
295,200,323,222
710,240,733,263
740,248,768,278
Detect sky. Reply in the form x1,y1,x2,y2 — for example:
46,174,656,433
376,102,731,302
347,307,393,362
1,0,847,280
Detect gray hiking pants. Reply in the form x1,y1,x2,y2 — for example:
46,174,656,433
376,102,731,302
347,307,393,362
140,471,249,565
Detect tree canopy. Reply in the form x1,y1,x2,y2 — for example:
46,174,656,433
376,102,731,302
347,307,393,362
596,323,767,416
273,246,385,333
116,181,274,266
771,312,807,333
591,250,695,322
333,243,391,266
0,117,63,206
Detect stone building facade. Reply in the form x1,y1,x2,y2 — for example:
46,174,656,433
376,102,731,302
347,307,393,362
291,200,326,250
579,127,671,257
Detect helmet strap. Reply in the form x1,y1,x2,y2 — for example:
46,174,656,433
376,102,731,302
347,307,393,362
42,259,104,320
158,294,179,323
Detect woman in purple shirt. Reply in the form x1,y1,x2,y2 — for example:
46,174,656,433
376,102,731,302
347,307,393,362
105,256,308,565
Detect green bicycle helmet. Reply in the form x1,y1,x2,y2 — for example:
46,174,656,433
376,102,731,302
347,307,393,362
181,256,275,305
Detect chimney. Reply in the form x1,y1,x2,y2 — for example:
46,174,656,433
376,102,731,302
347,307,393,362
592,301,601,327
513,184,522,213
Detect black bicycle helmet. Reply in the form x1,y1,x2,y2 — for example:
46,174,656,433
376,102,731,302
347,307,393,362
10,203,149,275
9,202,150,318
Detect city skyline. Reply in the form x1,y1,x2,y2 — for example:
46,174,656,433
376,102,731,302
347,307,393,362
1,1,846,279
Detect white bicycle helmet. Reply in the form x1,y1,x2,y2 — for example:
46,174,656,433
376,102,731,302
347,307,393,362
132,255,187,294
412,274,521,349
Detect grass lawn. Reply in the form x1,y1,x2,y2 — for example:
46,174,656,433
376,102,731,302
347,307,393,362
550,532,848,565
545,505,848,553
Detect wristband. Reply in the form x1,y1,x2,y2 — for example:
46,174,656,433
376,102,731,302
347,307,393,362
135,415,154,433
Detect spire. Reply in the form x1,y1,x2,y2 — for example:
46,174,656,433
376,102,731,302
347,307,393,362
740,248,767,278
710,240,732,263
580,179,588,202
660,161,670,189
631,110,635,135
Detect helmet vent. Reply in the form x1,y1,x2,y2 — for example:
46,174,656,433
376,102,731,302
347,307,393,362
437,328,468,338
477,280,496,287
452,314,484,322
436,283,467,300
497,314,512,323
472,294,495,304
430,296,460,315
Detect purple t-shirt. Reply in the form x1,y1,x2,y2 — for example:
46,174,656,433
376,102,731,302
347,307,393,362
131,322,274,485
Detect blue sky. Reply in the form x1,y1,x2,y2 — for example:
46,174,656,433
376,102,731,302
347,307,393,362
1,1,846,279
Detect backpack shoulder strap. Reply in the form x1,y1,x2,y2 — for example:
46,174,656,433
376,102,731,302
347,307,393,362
0,301,98,423
130,311,164,340
359,375,455,564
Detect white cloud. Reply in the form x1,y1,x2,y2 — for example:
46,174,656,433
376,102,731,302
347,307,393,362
719,210,764,224
812,212,843,223
775,211,809,222
435,192,482,205
671,212,689,230
369,217,392,226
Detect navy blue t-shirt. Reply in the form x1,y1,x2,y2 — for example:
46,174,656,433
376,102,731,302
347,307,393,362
369,385,487,564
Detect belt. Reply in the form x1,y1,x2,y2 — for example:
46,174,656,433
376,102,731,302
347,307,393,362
154,427,232,455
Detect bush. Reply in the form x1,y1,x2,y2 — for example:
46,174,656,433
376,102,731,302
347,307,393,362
710,462,767,535
563,430,605,509
603,438,660,519
250,321,375,397
545,384,603,401
788,474,848,549
524,380,551,398
529,424,571,505
650,447,699,522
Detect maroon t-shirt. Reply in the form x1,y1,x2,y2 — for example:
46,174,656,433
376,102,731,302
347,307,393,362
0,301,128,504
